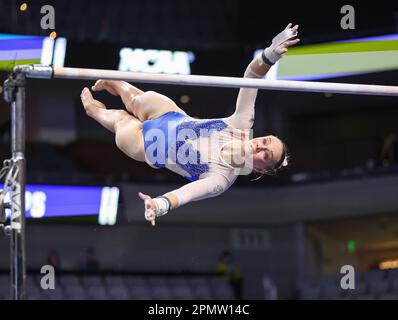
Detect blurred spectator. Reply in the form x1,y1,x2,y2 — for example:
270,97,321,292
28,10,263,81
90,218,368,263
77,27,87,42
0,121,10,142
46,249,61,270
262,276,278,300
380,133,397,168
97,19,110,42
79,247,100,272
216,250,243,299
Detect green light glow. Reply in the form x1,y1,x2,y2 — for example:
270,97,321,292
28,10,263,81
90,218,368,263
347,240,356,253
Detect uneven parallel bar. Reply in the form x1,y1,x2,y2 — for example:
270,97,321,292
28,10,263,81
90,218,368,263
26,65,398,96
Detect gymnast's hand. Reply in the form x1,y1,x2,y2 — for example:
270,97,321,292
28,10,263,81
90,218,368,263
263,23,300,65
138,192,156,227
275,23,300,55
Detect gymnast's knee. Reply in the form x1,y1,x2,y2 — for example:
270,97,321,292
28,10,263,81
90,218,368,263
127,91,158,119
126,93,144,115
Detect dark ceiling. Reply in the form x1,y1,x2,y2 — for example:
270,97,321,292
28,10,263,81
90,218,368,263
1,0,397,49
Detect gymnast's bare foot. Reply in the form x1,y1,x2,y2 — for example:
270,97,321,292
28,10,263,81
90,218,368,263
91,79,120,96
81,87,106,115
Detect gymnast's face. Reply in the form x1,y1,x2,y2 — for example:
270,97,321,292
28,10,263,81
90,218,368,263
249,136,284,172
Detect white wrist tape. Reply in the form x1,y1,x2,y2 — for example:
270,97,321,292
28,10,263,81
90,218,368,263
263,28,297,64
153,196,171,217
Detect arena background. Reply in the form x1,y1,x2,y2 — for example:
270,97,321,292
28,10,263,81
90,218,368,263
0,0,398,300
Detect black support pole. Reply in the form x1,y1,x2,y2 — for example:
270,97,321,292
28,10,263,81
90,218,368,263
4,68,27,300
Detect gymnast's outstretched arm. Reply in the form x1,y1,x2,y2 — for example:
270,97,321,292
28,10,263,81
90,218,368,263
138,174,231,226
226,23,300,130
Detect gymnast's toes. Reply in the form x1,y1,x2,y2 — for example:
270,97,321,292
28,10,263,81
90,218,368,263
81,87,93,102
91,79,107,92
80,88,93,110
92,79,119,96
81,87,106,114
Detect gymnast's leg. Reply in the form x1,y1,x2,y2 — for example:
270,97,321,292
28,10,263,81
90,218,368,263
80,87,146,162
91,80,187,122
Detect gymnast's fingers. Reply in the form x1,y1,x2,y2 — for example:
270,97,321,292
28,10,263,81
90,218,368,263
138,192,150,201
280,48,288,55
145,209,156,226
285,38,300,48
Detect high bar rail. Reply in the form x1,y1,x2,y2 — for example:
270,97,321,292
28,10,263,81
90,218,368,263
19,64,398,96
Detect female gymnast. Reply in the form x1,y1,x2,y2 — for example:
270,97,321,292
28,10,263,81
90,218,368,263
80,23,299,226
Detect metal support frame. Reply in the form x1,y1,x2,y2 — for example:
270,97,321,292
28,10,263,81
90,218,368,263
2,65,28,300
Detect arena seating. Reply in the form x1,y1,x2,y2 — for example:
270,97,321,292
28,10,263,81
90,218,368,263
0,272,235,300
296,269,398,300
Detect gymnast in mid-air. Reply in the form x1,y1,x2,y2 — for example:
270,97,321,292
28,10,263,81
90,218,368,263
80,23,300,226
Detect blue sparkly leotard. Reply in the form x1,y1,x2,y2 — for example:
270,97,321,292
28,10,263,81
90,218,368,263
142,111,233,181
